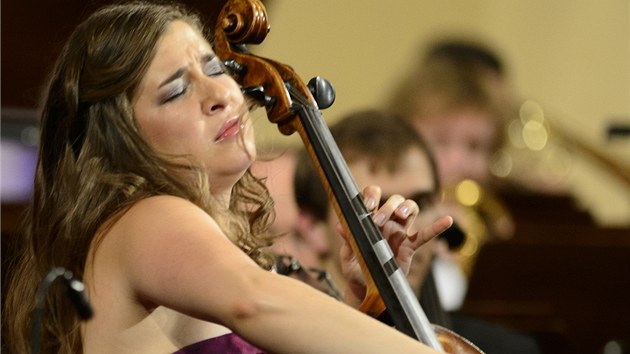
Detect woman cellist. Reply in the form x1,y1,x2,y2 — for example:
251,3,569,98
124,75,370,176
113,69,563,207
4,1,454,353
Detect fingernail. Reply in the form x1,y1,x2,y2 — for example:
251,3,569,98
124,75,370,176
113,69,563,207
373,212,386,226
366,197,377,210
399,206,409,217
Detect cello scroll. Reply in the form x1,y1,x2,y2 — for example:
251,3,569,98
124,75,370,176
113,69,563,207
213,0,316,135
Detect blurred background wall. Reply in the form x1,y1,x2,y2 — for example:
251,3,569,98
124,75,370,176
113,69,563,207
254,1,628,155
251,0,630,226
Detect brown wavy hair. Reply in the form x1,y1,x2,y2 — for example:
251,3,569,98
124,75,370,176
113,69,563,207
3,2,275,353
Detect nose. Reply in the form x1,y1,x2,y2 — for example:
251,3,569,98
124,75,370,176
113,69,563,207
200,76,232,116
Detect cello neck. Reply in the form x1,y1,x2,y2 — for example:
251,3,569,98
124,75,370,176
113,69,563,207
289,91,442,349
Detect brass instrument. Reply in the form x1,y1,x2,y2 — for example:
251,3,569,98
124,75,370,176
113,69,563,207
439,179,514,278
446,99,630,278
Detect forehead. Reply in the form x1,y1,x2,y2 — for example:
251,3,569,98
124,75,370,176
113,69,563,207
157,20,209,48
348,147,435,196
147,21,212,69
134,20,213,98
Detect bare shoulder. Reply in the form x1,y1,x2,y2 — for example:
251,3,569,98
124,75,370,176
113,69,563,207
105,195,237,260
115,195,222,241
125,195,209,224
94,195,227,277
94,195,258,312
84,196,240,351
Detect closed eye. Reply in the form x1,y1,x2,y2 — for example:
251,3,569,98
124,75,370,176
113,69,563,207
202,55,226,77
158,55,225,104
160,79,188,104
158,66,188,104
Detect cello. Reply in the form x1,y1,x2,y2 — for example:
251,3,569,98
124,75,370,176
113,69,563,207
213,1,483,352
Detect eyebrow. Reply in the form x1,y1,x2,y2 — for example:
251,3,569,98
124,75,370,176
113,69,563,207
201,53,216,63
159,67,186,88
158,53,217,88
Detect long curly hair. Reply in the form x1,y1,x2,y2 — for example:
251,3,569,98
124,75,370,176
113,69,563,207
3,2,275,353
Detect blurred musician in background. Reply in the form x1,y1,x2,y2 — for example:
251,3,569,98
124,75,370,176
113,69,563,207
387,38,517,310
284,109,541,354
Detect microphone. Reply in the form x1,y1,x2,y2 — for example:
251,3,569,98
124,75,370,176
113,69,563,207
63,274,93,320
31,267,93,354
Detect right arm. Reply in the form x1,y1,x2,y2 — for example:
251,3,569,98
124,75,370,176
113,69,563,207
112,195,441,354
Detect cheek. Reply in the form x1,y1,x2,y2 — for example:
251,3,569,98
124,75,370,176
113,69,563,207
136,109,196,156
139,117,173,150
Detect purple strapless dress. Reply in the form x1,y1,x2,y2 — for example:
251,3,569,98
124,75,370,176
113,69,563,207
173,333,265,354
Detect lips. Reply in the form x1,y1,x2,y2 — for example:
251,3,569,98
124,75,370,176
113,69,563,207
215,117,240,142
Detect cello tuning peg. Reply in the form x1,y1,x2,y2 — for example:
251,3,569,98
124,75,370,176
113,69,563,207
307,76,336,109
241,86,276,107
223,60,245,75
